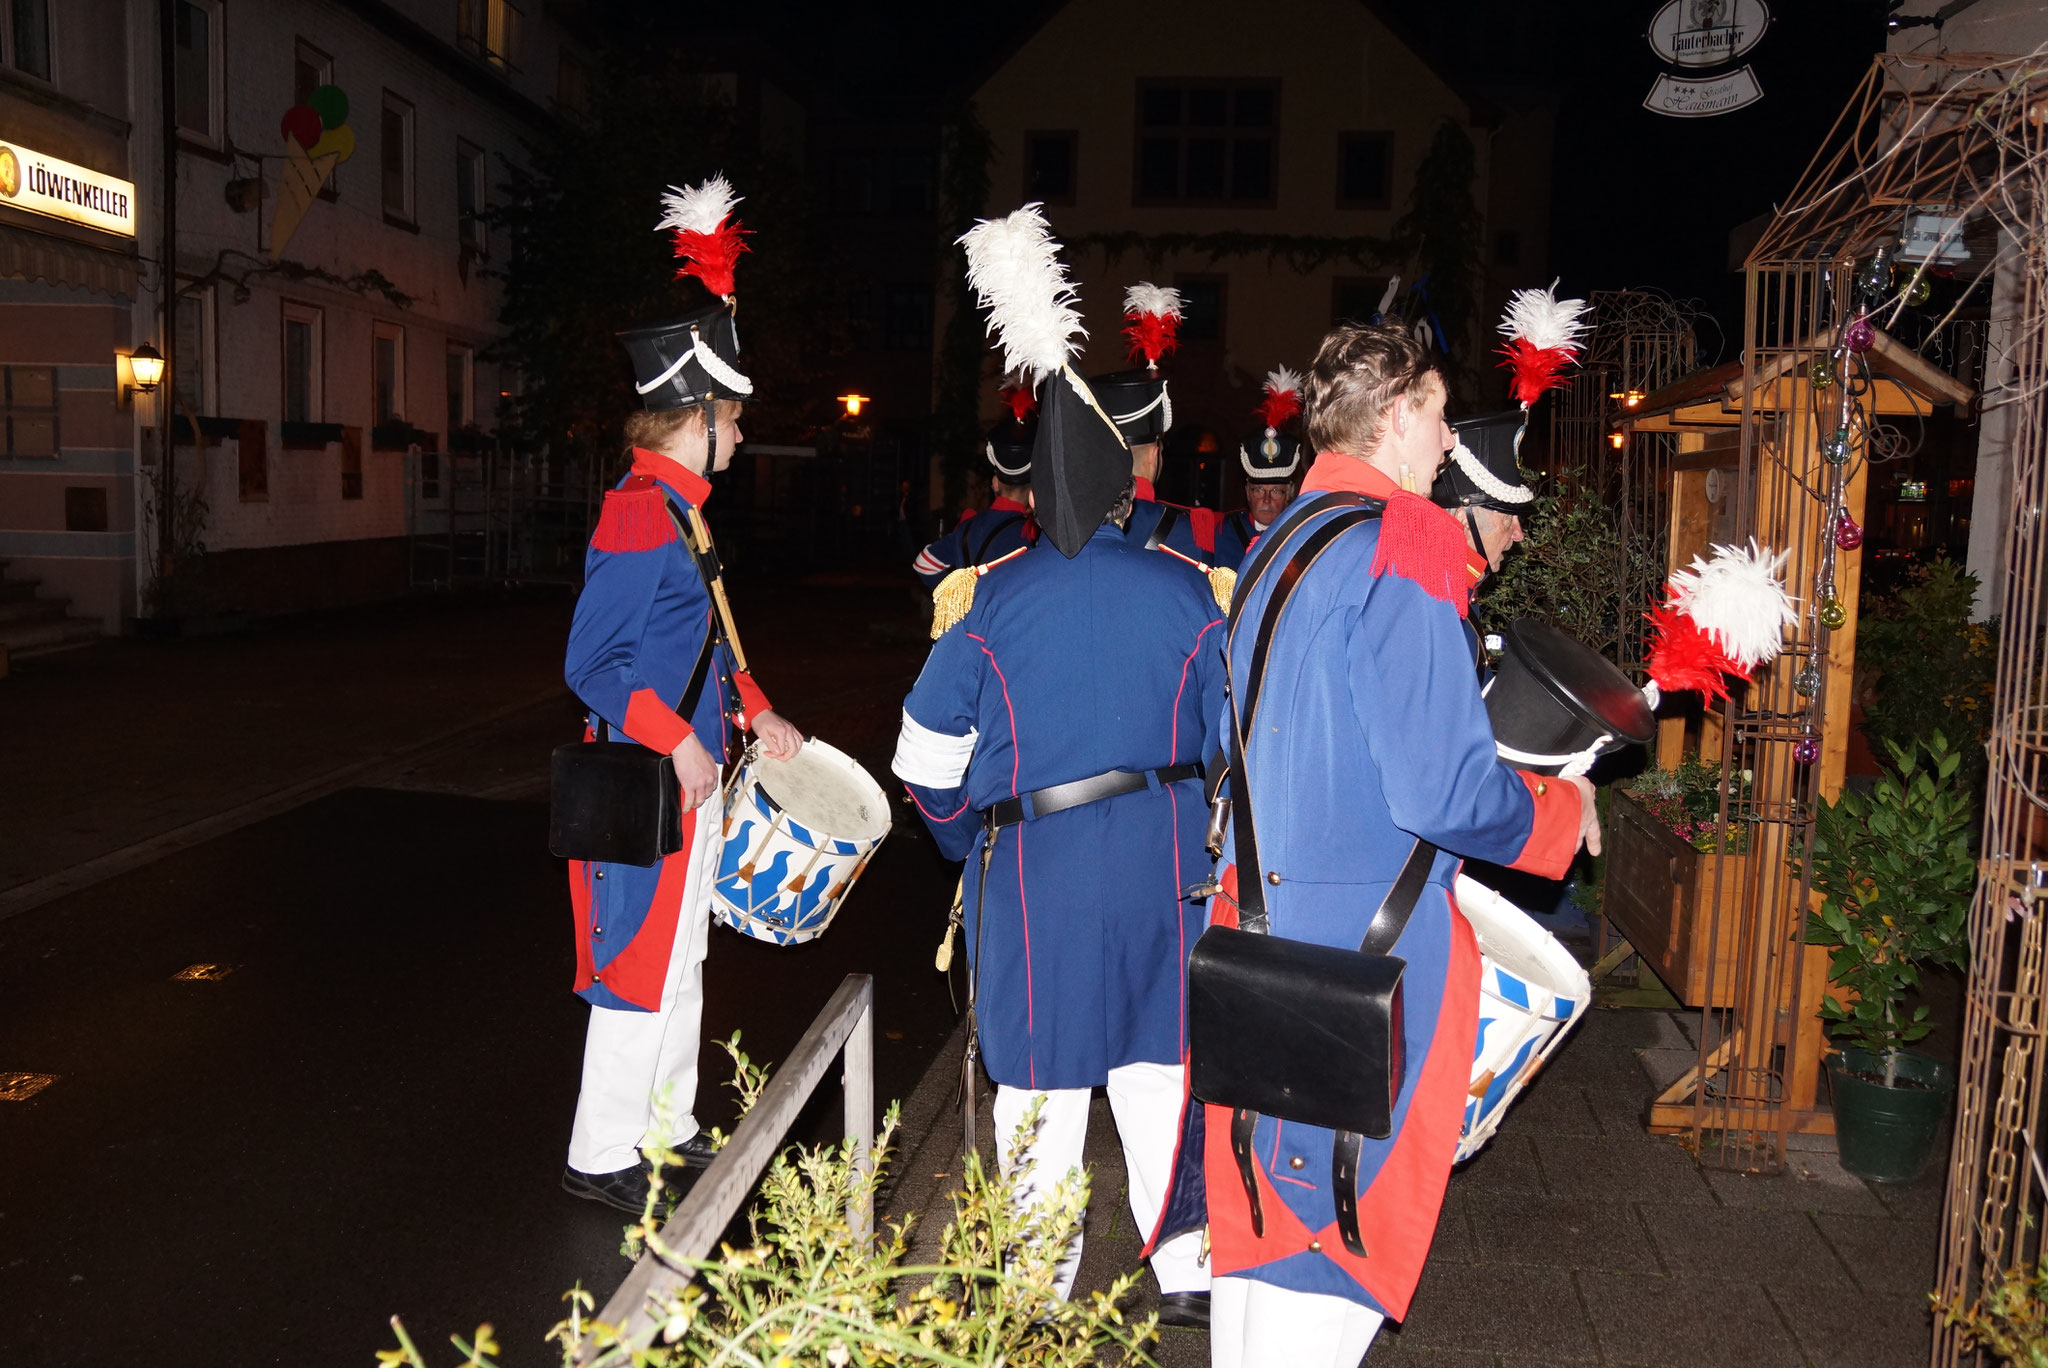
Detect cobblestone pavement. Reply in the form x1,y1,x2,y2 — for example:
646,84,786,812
886,1009,1946,1368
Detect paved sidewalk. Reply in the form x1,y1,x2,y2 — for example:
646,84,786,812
884,1009,1945,1368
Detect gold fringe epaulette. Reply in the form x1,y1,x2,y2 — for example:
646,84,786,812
1156,543,1237,614
930,546,1028,639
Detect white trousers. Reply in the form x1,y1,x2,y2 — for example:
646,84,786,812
991,1060,1210,1300
566,806,723,1174
1209,1276,1385,1368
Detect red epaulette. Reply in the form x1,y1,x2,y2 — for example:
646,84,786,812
591,476,679,553
1369,491,1472,618
1187,506,1221,555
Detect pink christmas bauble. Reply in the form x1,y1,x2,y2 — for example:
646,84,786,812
1835,513,1864,550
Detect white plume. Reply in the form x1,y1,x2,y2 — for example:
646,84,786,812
1265,365,1303,395
1667,539,1800,671
1497,279,1590,352
959,204,1085,382
1123,281,1182,319
657,174,740,235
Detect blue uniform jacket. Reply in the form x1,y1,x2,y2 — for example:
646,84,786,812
1124,477,1227,569
912,497,1037,588
893,524,1228,1090
1154,460,1579,1319
562,447,771,1012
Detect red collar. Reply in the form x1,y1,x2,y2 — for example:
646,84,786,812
630,447,712,507
1133,476,1157,502
1303,453,1486,584
989,495,1031,514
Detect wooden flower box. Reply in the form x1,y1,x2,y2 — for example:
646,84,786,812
1603,788,1750,1008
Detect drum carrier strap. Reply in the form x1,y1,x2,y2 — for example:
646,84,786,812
1221,490,1438,1260
1144,502,1182,552
591,498,738,757
968,510,1024,566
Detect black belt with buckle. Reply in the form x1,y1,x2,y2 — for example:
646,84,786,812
985,762,1205,829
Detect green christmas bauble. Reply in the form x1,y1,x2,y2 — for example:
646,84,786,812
1819,596,1848,630
1793,667,1820,697
1824,428,1850,465
1905,274,1932,307
1809,358,1836,389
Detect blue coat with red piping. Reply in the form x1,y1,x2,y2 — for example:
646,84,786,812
1125,477,1226,568
562,447,773,1012
1151,455,1578,1319
911,496,1038,588
894,524,1228,1090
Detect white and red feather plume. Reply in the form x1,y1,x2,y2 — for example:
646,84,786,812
658,175,748,300
1122,281,1182,369
1001,383,1037,422
1496,280,1589,408
1645,540,1800,702
1256,365,1303,431
958,204,1085,383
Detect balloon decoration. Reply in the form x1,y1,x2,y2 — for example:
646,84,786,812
270,84,354,260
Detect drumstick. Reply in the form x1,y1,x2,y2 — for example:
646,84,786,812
684,506,750,674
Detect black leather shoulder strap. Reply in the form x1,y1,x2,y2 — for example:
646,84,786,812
1144,502,1182,552
967,510,1022,565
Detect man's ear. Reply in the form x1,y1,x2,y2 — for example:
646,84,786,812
1385,396,1409,438
1026,487,1037,510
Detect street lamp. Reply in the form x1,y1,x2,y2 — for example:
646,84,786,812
126,342,165,392
838,393,870,419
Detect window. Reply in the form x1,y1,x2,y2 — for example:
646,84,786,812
884,285,932,352
237,421,266,502
1336,132,1392,210
381,92,414,222
293,39,331,105
1023,131,1077,205
373,322,405,424
446,345,472,430
64,487,108,532
1331,276,1392,327
3,366,56,456
458,0,523,73
456,141,486,253
174,1,218,139
281,302,322,423
556,48,588,115
172,288,210,415
1135,80,1277,207
1173,276,1226,343
11,0,50,80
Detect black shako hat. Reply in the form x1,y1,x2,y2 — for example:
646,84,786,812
617,301,754,412
1239,428,1303,482
1485,618,1656,775
1088,368,1172,445
1033,368,1131,557
986,415,1035,482
1434,409,1535,513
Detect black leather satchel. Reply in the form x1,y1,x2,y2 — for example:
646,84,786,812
546,497,727,866
1184,492,1438,1257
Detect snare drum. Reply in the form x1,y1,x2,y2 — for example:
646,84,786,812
712,740,892,945
1452,874,1591,1162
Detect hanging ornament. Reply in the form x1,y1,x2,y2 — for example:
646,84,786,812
1845,315,1877,352
1824,427,1851,464
1809,358,1836,389
1794,735,1822,766
1857,247,1894,306
1905,273,1932,307
1819,596,1848,630
1793,666,1821,697
1834,511,1864,550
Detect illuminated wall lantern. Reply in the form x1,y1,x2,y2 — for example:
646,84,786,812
119,343,165,414
838,393,871,419
1609,430,1627,449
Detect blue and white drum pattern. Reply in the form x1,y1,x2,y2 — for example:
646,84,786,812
713,739,892,946
1453,874,1593,1162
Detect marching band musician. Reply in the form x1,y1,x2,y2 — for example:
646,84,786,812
559,177,803,1214
1153,324,1601,1367
892,207,1223,1326
911,386,1039,589
1100,282,1229,566
1216,366,1308,569
1433,408,1539,678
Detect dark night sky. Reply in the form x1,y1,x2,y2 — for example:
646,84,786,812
586,0,1893,346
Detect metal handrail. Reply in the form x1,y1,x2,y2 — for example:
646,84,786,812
584,972,875,1363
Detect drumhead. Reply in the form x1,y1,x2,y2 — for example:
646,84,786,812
753,739,891,844
1453,875,1585,995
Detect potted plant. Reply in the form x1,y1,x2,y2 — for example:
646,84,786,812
1602,754,1754,1005
1803,731,1975,1182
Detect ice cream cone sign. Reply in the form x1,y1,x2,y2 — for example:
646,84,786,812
270,85,353,259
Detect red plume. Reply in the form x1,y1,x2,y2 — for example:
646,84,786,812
1497,338,1577,408
1257,389,1301,429
1645,601,1749,702
671,222,748,299
1123,312,1180,367
1001,384,1037,422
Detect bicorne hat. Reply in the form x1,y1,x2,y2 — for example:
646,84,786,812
619,175,756,411
1434,409,1534,513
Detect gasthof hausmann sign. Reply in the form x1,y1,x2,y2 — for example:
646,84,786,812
1646,0,1770,69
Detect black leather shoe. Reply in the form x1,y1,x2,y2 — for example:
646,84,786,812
1156,1292,1211,1330
672,1133,719,1170
562,1164,657,1214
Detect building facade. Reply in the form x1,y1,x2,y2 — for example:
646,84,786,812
959,0,1553,511
0,0,581,649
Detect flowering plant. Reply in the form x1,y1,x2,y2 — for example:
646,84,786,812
1623,753,1753,854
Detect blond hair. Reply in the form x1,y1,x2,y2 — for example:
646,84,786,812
1303,325,1441,456
622,399,742,456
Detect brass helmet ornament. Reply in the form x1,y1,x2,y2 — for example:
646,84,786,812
1239,366,1304,482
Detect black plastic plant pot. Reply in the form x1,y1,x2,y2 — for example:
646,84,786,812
1484,619,1657,776
1827,1046,1955,1184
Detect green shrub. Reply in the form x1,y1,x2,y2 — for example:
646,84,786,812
1858,558,1996,792
1936,1256,2048,1367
